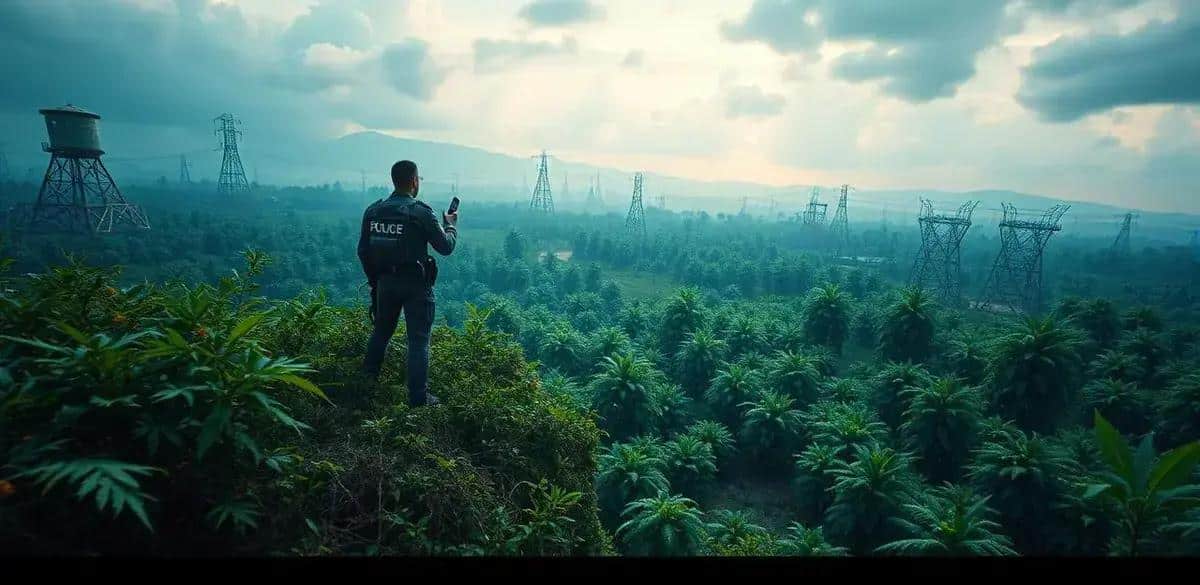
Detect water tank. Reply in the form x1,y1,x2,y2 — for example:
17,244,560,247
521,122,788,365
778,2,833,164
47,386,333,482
39,104,103,156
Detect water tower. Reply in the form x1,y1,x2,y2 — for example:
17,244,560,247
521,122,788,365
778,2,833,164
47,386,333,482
27,104,150,233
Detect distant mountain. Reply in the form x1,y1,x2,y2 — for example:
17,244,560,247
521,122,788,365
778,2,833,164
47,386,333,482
52,129,1197,243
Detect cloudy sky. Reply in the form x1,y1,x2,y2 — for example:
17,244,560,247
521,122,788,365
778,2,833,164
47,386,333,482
1,0,1198,212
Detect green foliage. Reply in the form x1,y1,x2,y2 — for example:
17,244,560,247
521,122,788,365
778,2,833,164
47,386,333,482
596,442,670,528
871,361,933,432
704,363,760,428
945,332,989,386
824,444,917,554
804,400,889,457
1156,373,1200,448
651,383,695,436
967,428,1071,553
878,287,936,364
802,283,850,355
660,287,706,356
877,483,1016,556
684,420,737,465
674,329,728,396
766,349,825,409
722,315,765,359
793,442,843,523
738,390,802,472
988,315,1083,433
778,523,848,556
1090,350,1144,383
588,353,661,441
617,492,707,556
1087,411,1200,555
901,377,985,483
663,434,717,496
1082,378,1151,437
704,509,767,547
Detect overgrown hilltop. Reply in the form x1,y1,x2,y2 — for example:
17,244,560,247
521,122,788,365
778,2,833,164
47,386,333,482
0,252,611,556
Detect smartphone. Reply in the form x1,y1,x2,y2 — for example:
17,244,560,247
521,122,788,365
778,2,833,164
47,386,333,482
448,196,460,214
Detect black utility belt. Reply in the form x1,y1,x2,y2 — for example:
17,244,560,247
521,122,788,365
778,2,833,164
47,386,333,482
379,257,438,285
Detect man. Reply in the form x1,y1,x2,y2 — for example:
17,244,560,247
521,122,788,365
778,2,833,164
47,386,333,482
358,160,458,407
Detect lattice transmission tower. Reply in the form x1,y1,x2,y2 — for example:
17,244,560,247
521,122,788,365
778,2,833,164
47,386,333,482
909,198,979,307
978,203,1070,314
179,154,192,184
830,184,851,255
529,151,554,213
625,172,646,240
214,113,250,195
1110,212,1136,259
802,187,827,226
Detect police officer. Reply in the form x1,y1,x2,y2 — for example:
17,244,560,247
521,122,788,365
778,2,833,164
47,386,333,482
358,160,457,407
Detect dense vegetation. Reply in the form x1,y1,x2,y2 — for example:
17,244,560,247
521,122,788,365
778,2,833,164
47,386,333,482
2,181,1199,556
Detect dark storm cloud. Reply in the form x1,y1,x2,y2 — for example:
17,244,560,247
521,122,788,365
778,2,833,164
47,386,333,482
0,0,441,141
1017,13,1200,121
472,36,579,73
722,0,1010,101
724,85,786,118
518,0,605,27
381,40,446,100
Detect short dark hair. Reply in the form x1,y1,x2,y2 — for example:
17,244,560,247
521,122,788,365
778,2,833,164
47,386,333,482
391,160,418,188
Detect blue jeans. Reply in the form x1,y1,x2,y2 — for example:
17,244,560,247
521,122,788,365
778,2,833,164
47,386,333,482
363,273,435,406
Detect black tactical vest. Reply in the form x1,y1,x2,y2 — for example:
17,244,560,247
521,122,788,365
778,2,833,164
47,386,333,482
365,196,426,275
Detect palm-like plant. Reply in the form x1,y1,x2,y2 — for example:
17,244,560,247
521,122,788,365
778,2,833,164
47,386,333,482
723,315,765,359
824,444,917,554
663,434,717,495
617,492,707,556
945,332,989,386
823,377,866,404
1089,349,1144,383
966,428,1071,554
1119,328,1169,387
588,353,661,440
675,329,728,396
901,377,985,483
778,523,849,556
802,283,850,355
870,361,933,432
660,287,706,355
596,442,671,527
685,420,737,464
704,363,760,427
738,390,803,471
1086,411,1200,556
804,400,889,457
877,483,1016,556
1156,372,1200,448
794,442,844,523
588,326,632,367
651,383,694,436
988,315,1083,433
538,323,585,376
877,287,936,364
767,349,825,408
1121,306,1163,333
704,509,767,547
1082,378,1151,437
1057,297,1119,354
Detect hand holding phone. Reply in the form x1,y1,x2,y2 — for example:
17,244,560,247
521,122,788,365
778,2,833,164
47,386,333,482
444,196,460,227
